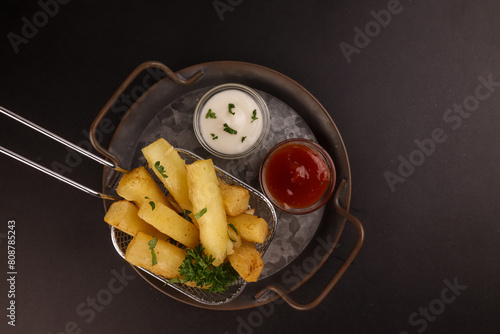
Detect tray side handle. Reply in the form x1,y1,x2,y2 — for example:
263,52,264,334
89,61,204,165
254,179,365,311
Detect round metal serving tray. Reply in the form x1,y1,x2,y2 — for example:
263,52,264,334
90,61,364,311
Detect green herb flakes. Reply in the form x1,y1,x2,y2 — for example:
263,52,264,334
228,223,239,235
183,209,192,222
251,109,258,123
205,109,217,119
223,123,237,135
228,103,235,115
194,207,207,219
148,236,158,266
154,161,168,178
228,231,237,243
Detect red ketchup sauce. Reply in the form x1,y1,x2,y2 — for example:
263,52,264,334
264,142,331,209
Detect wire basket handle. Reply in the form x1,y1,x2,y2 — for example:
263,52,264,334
254,179,365,311
89,61,204,166
0,106,124,200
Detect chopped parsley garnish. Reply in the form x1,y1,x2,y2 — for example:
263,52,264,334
211,133,218,140
154,161,168,178
241,136,247,143
228,231,237,242
228,103,235,115
183,209,192,222
251,109,258,123
205,109,217,119
223,123,237,135
194,207,207,219
228,223,238,242
145,196,155,210
148,236,158,266
168,244,239,292
228,223,239,235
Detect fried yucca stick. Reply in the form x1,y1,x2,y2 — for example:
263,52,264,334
186,159,229,266
116,166,175,211
142,138,193,212
138,202,199,249
104,200,168,240
125,232,185,279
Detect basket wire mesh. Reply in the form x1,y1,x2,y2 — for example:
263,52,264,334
110,149,277,305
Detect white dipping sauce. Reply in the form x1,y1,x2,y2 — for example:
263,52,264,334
199,89,264,155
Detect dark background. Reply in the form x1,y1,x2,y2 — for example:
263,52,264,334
1,0,499,333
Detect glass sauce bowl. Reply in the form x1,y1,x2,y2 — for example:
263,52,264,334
259,139,336,214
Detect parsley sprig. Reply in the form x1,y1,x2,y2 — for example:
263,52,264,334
169,245,239,293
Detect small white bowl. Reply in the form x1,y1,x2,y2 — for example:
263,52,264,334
193,83,270,159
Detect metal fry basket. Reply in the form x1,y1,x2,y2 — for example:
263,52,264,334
110,149,278,305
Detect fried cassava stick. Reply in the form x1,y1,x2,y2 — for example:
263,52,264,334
186,159,229,266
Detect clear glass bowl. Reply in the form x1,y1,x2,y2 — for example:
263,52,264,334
259,139,336,215
193,83,270,159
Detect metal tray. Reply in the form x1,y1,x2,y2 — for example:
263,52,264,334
90,61,364,310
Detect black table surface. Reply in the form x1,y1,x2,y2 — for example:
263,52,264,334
1,1,499,333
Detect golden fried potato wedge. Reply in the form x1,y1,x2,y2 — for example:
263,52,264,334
227,213,269,244
218,179,250,216
227,240,264,282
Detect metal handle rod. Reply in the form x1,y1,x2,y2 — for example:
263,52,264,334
0,106,128,174
0,145,120,200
